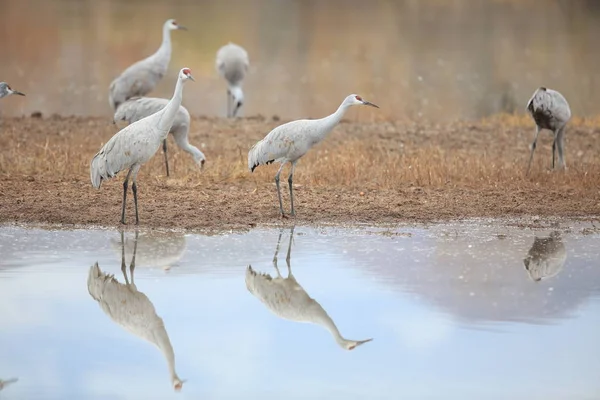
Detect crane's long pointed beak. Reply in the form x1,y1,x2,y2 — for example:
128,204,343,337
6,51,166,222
188,75,195,82
362,100,379,108
178,25,188,31
13,90,25,96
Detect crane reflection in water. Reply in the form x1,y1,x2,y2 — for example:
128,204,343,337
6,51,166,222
245,226,373,350
87,230,185,391
523,231,567,282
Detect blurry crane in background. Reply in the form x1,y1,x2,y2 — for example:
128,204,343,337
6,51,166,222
526,87,571,175
215,42,249,118
248,94,379,217
246,227,373,351
113,97,206,177
91,68,195,225
88,230,185,391
0,82,25,98
108,19,187,111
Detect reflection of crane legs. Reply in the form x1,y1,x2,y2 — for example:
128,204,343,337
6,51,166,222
272,226,295,277
120,230,140,285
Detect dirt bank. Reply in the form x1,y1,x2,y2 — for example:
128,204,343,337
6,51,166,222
0,115,599,231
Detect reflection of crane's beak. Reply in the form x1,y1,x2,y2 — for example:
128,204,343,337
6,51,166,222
347,338,374,350
362,100,379,108
177,25,188,31
12,90,25,96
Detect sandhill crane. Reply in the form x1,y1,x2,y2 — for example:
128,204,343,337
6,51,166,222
215,42,249,118
0,82,25,98
526,87,571,175
110,230,186,270
114,97,206,177
108,19,187,111
87,230,185,391
245,227,373,351
523,231,567,282
248,94,379,217
91,68,195,225
0,378,18,391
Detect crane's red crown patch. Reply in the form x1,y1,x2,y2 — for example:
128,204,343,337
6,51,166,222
355,95,362,101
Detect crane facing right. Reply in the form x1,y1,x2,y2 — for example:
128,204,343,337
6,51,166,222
525,87,571,175
248,94,379,218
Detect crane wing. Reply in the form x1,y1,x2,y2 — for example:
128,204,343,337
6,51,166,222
247,122,295,172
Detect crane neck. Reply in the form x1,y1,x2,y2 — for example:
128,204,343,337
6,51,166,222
156,25,173,60
310,303,347,348
151,324,181,386
173,130,205,163
314,101,352,140
156,76,184,133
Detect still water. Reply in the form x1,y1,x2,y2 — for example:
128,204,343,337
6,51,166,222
0,223,599,399
1,0,600,120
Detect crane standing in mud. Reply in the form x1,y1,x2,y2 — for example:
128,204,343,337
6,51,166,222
91,68,195,225
248,94,379,218
525,87,571,175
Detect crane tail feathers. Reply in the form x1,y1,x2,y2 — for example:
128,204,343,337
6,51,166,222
90,150,119,189
87,262,117,300
247,139,276,172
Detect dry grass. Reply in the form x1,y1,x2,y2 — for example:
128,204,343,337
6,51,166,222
0,114,598,230
1,114,599,190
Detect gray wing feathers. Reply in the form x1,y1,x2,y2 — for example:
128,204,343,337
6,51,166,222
114,97,189,132
527,87,571,124
90,125,138,188
248,125,287,172
109,59,168,110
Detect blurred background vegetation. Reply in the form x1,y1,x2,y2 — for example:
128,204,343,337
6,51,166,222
0,0,599,121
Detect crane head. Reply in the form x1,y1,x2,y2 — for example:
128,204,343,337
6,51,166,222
166,19,187,31
0,82,25,97
180,68,195,82
346,94,379,109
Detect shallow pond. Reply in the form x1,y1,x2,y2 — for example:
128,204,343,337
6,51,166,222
0,222,599,399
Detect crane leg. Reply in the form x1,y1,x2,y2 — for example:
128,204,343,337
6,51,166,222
285,225,294,275
163,139,170,177
275,163,286,218
227,90,232,118
121,168,133,224
556,126,567,170
130,229,139,285
272,228,284,277
552,135,556,169
526,125,541,176
288,162,297,216
129,165,142,225
120,230,130,285
132,182,139,225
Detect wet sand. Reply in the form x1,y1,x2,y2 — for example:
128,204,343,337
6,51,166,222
0,115,598,231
